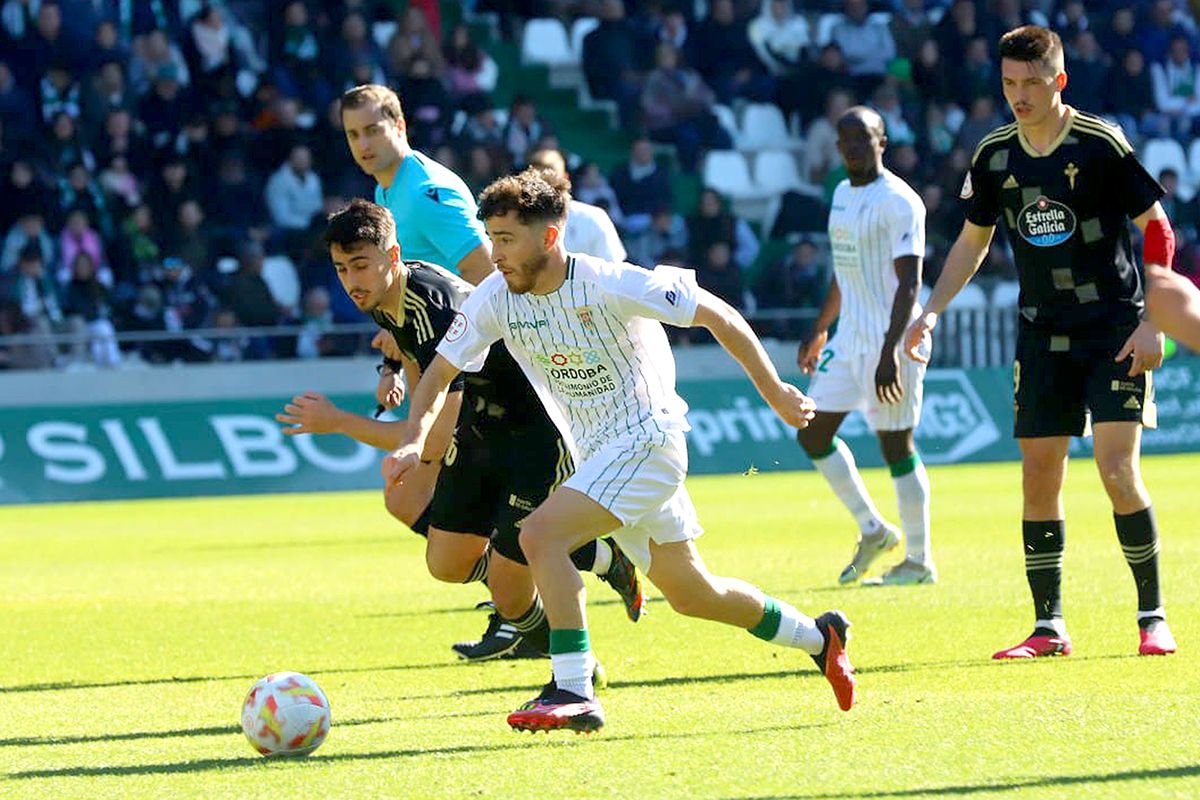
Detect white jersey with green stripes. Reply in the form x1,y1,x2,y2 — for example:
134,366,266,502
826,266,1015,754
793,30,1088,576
436,253,700,460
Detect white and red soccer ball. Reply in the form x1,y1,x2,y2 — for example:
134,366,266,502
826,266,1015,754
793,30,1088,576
241,672,331,757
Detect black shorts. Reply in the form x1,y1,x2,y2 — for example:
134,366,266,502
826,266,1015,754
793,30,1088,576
427,418,572,564
1013,325,1157,438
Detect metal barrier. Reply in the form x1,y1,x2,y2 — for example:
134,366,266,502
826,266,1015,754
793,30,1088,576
931,308,1020,369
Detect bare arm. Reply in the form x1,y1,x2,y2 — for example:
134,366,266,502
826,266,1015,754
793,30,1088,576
797,275,840,373
455,242,495,286
1114,201,1170,375
692,288,815,429
876,255,920,403
382,354,462,486
277,388,462,455
903,220,994,362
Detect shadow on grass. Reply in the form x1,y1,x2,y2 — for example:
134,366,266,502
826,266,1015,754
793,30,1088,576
728,763,1200,799
8,722,830,779
359,596,665,620
0,716,399,748
165,536,403,554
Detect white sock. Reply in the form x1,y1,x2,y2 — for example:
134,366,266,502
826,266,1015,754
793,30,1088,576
590,539,613,575
551,651,595,700
891,456,931,564
771,600,825,655
1035,618,1068,636
1137,607,1166,622
812,438,886,534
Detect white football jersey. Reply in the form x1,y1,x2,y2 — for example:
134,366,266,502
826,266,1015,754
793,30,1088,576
826,169,926,354
565,199,628,263
437,253,698,459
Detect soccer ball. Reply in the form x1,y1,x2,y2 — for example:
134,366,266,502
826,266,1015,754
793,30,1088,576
240,672,331,757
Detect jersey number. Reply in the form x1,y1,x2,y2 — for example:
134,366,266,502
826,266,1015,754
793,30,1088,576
818,349,835,373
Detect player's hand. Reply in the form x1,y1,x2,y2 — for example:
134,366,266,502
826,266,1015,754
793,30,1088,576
376,368,405,410
371,329,403,362
904,312,937,364
382,445,421,489
276,392,344,435
797,330,828,374
875,345,904,404
1115,320,1165,377
769,382,817,429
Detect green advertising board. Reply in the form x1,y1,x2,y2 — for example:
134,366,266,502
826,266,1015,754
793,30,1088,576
1,359,1198,504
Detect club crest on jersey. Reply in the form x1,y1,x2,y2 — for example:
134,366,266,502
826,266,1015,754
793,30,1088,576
576,306,596,332
1017,195,1075,247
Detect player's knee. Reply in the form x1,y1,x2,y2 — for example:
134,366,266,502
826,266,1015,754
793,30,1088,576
1096,453,1144,501
383,487,419,527
517,524,548,563
425,548,473,583
661,581,719,620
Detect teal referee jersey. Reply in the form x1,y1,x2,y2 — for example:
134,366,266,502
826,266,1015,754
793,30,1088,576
374,150,488,273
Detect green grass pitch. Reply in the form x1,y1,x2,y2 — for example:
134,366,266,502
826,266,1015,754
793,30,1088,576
2,456,1199,799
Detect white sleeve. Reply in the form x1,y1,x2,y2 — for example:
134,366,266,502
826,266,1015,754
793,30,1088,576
887,192,925,261
605,262,699,327
435,276,504,373
594,211,627,263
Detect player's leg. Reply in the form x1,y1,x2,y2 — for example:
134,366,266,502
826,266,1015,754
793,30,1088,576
801,349,898,582
644,538,855,711
867,428,935,584
1146,263,1200,352
383,460,440,535
1089,363,1176,655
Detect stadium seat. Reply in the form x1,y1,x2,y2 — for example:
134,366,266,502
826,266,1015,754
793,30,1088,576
371,21,397,51
702,150,768,200
752,150,805,195
570,17,599,62
262,255,301,311
738,103,802,152
713,104,739,143
991,280,1020,309
1141,138,1189,186
521,18,575,67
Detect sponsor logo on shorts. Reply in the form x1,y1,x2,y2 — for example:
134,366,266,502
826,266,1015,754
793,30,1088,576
1018,196,1075,247
508,493,536,512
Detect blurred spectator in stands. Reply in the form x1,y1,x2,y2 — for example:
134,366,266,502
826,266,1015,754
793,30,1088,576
207,153,270,254
529,147,627,262
157,255,217,362
58,209,108,285
689,0,775,104
1158,167,1198,241
464,143,503,196
805,89,853,186
1108,48,1157,143
783,42,855,124
1151,34,1200,139
295,286,354,359
211,307,246,361
872,82,916,146
62,251,120,366
84,20,128,74
210,100,251,164
5,243,83,368
957,36,997,108
656,7,689,52
770,189,830,239
164,200,215,277
610,135,673,234
147,157,197,238
956,95,1003,153
444,23,498,101
1100,6,1138,62
573,161,624,227
1065,30,1108,115
328,11,383,90
174,110,218,180
2,211,55,274
688,188,759,274
887,142,922,186
397,55,451,151
583,0,644,128
922,102,959,158
139,64,190,152
119,283,171,363
45,112,95,175
626,205,688,268
185,3,240,102
1,159,52,236
24,2,73,87
266,144,323,261
0,60,36,145
890,0,936,61
252,96,311,176
832,0,896,97
934,0,981,66
388,6,445,78
756,236,827,339
993,0,1048,38
129,28,191,96
1054,0,1090,51
640,42,731,172
921,183,958,267
696,240,744,309
225,240,281,359
39,61,81,126
458,98,506,152
1138,0,1195,66
749,0,810,78
272,0,333,112
504,95,548,169
114,205,160,286
912,38,953,111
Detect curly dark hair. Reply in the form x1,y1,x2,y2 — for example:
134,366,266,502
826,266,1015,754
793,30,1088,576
476,167,570,226
323,198,396,251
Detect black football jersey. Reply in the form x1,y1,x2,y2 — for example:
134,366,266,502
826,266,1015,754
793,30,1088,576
369,261,544,427
961,109,1163,332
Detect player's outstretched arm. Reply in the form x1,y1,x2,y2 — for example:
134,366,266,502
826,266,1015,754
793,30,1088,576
383,354,462,487
1145,263,1200,351
692,288,816,430
798,276,841,374
903,220,993,363
276,392,406,449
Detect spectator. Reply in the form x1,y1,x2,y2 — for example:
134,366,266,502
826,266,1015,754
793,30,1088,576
749,0,810,77
272,0,332,112
956,95,1003,153
1108,48,1158,142
206,153,270,252
444,23,498,100
129,28,191,96
295,286,354,359
504,95,548,169
44,112,95,175
1066,30,1109,114
38,61,81,125
872,83,917,146
572,161,624,227
1158,168,1198,241
114,205,161,283
1150,35,1200,138
2,211,56,274
783,42,856,123
157,255,218,361
805,89,854,185
625,205,688,268
58,209,108,286
687,188,760,273
458,100,506,151
62,251,121,366
81,60,135,143
1138,0,1194,66
464,143,503,196
913,39,955,111
327,12,382,89
265,144,323,258
387,6,445,78
528,148,627,262
957,36,998,107
696,240,744,309
688,0,775,104
186,3,239,101
609,135,673,232
831,0,897,94
26,2,73,87
755,237,828,339
656,7,689,52
1054,0,1090,50
582,0,644,127
1100,6,1139,63
935,0,982,66
0,159,53,235
84,20,128,74
211,307,246,362
4,243,83,368
890,0,936,61
147,158,197,239
138,64,190,152
640,42,731,172
396,56,451,151
0,61,36,145
119,283,173,364
225,241,281,359
163,200,214,277
251,95,311,177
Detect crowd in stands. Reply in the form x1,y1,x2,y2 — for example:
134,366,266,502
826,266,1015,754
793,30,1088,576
3,0,1200,369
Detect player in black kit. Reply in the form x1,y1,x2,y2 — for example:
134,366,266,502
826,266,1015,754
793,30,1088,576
905,26,1177,658
276,199,645,662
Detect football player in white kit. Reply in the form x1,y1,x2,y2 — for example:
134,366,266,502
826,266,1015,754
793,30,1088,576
386,168,859,733
796,107,936,586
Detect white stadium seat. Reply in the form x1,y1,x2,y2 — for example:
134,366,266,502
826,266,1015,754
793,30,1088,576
752,150,804,195
570,17,599,62
1141,138,1188,185
712,103,739,143
737,103,801,152
261,255,301,311
702,150,766,199
521,18,575,67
